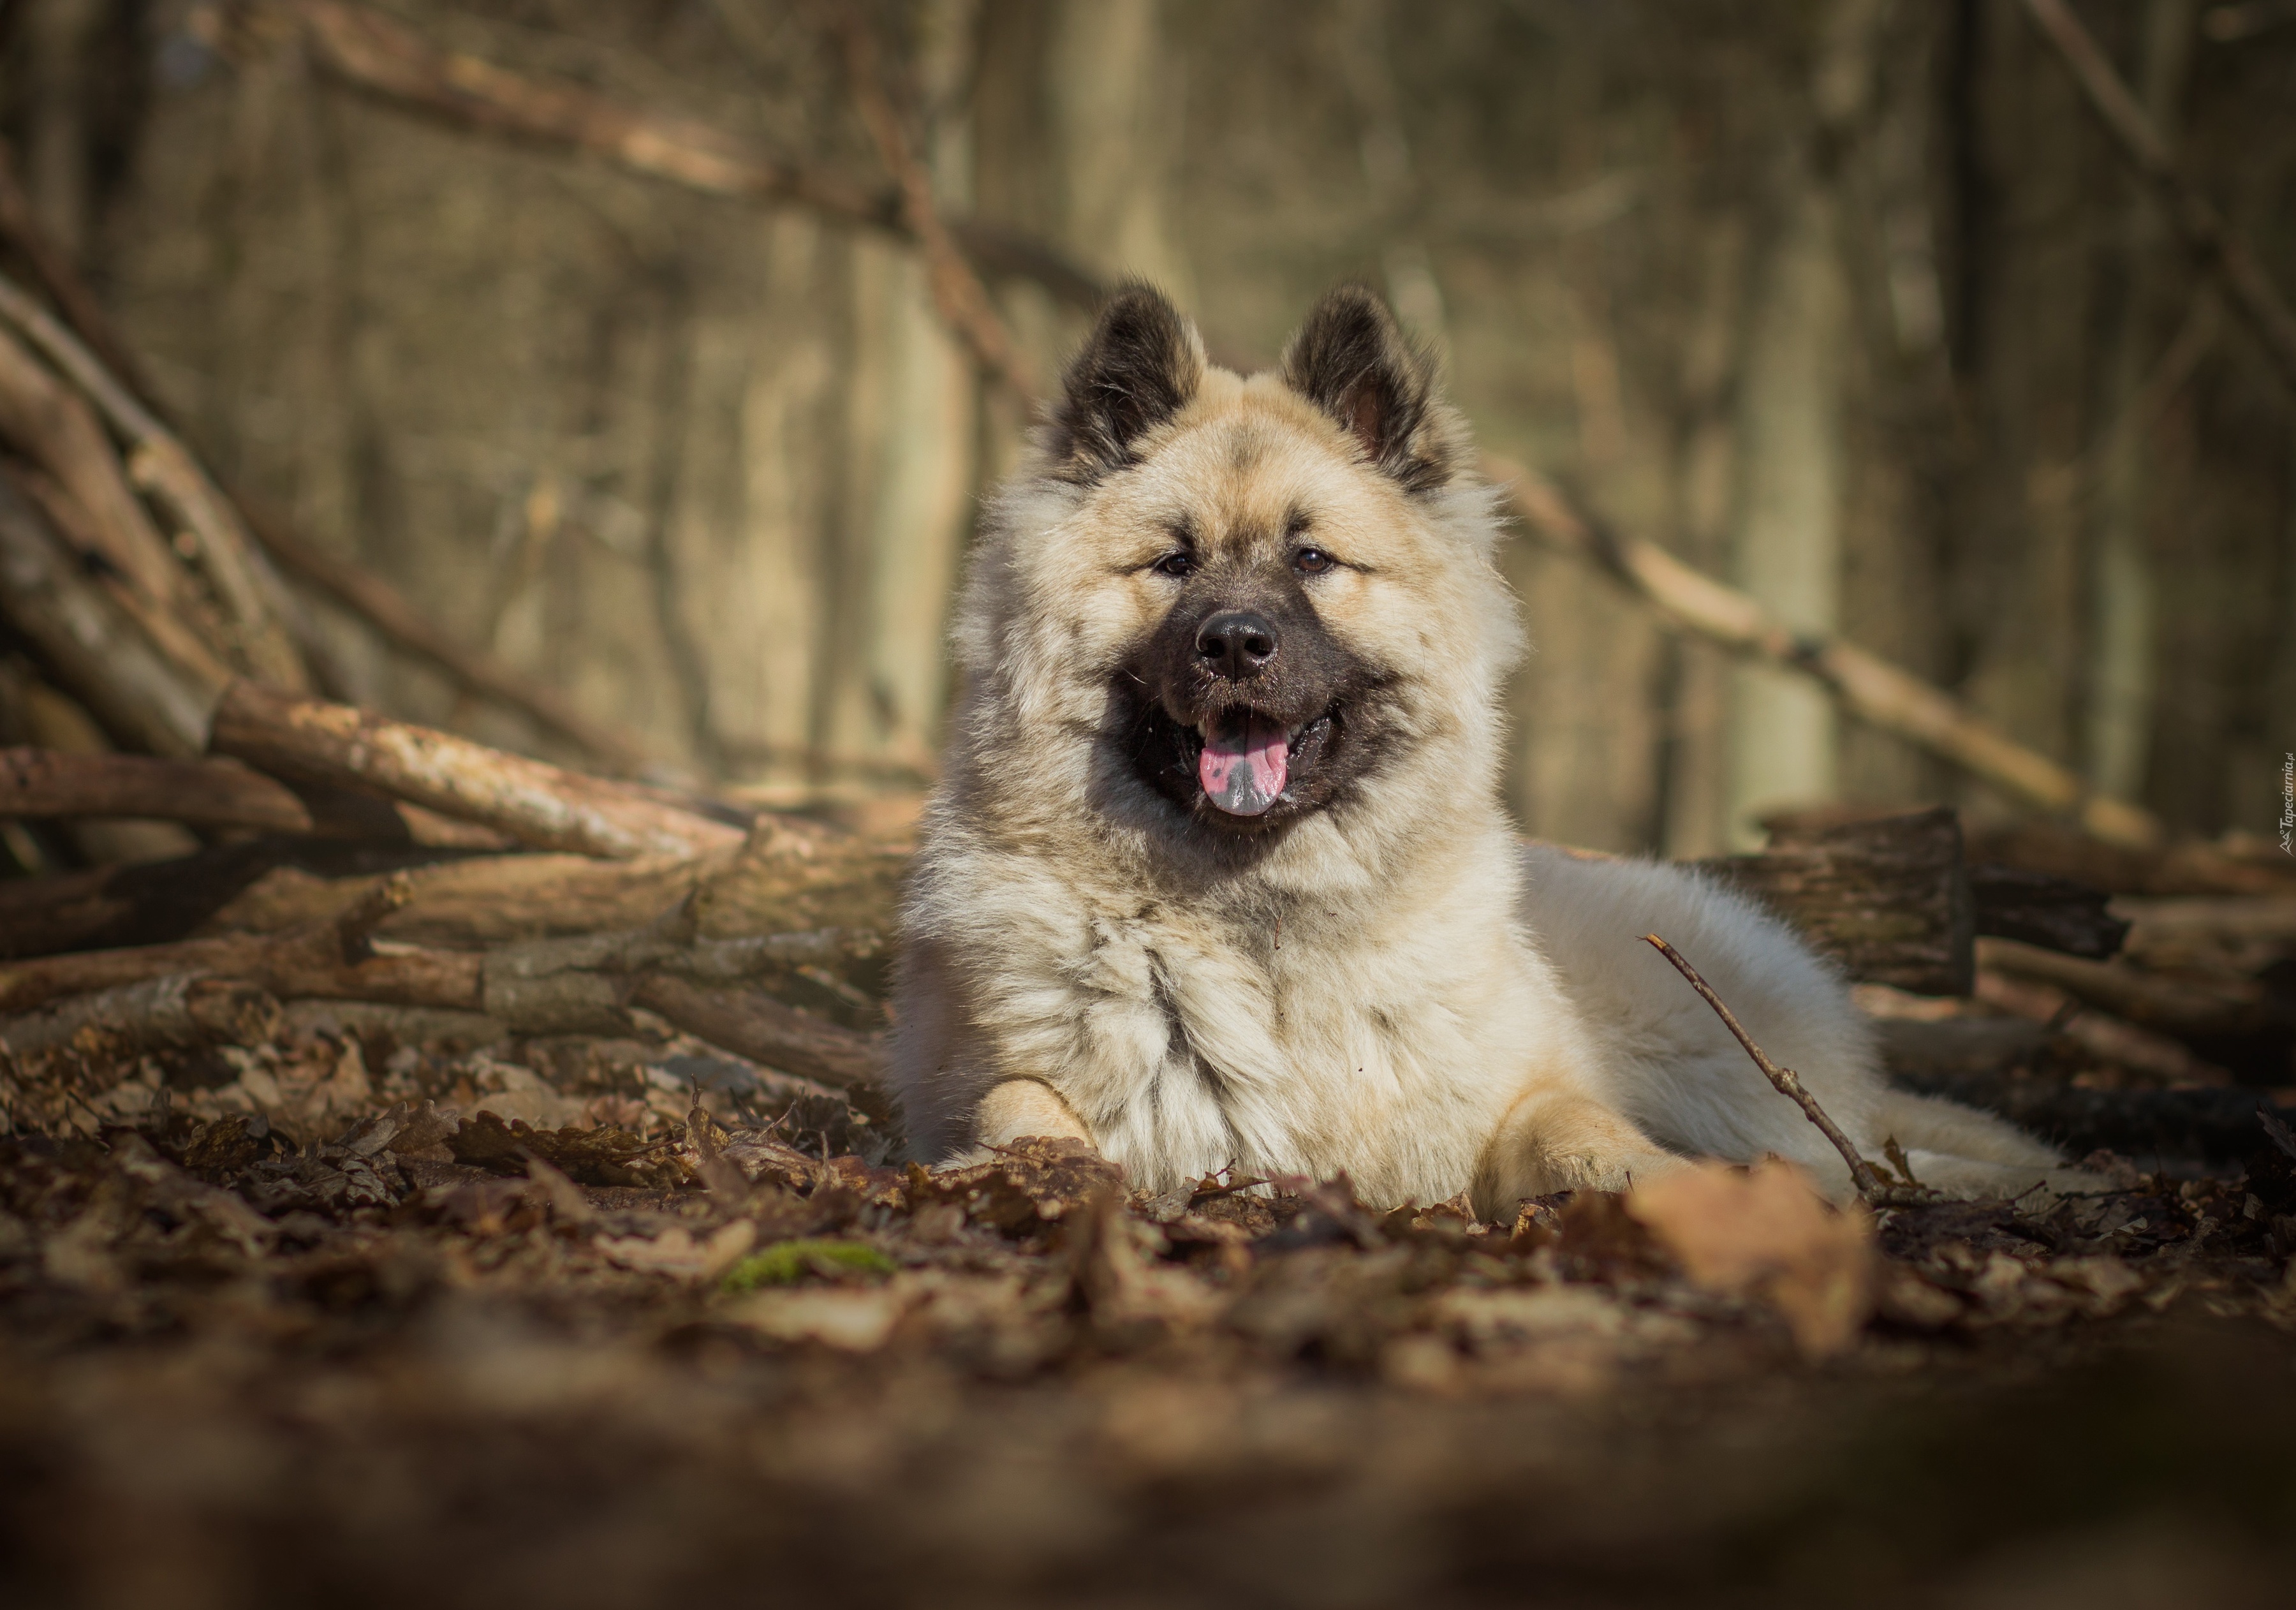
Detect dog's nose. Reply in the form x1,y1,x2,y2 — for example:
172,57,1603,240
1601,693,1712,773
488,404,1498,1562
1196,610,1279,679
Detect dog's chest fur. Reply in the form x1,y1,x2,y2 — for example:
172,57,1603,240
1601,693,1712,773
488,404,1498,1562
1015,866,1554,1202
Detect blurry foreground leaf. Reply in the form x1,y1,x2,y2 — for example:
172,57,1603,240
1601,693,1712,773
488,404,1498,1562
1627,1160,1876,1357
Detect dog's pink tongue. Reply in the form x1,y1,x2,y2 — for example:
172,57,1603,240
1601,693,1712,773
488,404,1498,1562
1198,711,1289,816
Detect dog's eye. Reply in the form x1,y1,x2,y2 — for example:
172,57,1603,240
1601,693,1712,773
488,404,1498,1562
1152,552,1194,579
1293,547,1335,575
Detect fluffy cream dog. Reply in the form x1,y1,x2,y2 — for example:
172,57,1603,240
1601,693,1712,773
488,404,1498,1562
890,283,2074,1215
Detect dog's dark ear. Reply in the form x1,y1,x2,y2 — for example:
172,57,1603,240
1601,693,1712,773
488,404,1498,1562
1046,283,1204,484
1280,286,1453,492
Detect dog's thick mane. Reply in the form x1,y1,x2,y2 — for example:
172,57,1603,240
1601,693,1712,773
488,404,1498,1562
936,367,1519,899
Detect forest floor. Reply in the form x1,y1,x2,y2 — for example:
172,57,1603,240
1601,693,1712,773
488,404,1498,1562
3,1014,2293,1610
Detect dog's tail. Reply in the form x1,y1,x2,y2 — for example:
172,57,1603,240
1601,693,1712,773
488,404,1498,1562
1869,1087,2099,1197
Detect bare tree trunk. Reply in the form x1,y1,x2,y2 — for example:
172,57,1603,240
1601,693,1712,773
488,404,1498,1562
841,249,976,778
731,219,841,784
2084,0,2196,802
1499,25,1668,853
1952,2,2097,813
18,0,108,263
829,71,978,783
1833,6,1954,816
1724,0,1888,848
1660,220,1749,859
1725,181,1845,843
1049,0,1192,300
1335,0,1448,360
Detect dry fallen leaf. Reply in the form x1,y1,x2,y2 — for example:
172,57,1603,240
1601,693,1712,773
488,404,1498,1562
1627,1160,1876,1357
1403,1284,1702,1395
1874,1263,1966,1330
909,1136,1126,1237
595,1220,756,1281
1071,1191,1224,1336
726,1281,915,1351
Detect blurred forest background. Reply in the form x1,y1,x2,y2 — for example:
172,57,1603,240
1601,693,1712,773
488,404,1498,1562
1,0,2291,858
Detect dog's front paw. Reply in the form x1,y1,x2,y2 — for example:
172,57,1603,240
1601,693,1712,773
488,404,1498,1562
1578,1149,1696,1195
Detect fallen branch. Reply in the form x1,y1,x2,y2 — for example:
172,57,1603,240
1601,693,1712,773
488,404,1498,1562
0,973,283,1058
1493,456,2167,851
6,464,242,705
0,472,224,757
0,746,504,846
207,679,744,860
1,855,445,1035
1642,933,1925,1208
0,321,183,610
1886,1071,2296,1165
0,845,711,960
0,842,385,963
2116,893,2296,966
0,892,515,1019
0,875,483,1019
0,894,885,1109
1977,934,2281,1041
630,971,885,1114
1971,968,2232,1088
1965,817,2296,899
0,799,890,963
1967,864,2130,960
2022,0,2296,397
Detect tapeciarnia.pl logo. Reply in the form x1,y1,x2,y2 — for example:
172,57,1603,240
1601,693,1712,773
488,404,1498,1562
2282,752,2294,854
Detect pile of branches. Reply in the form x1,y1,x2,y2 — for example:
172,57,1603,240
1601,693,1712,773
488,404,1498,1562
0,672,899,1103
0,189,902,1141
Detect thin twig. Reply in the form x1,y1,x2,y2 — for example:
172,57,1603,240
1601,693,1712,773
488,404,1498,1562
2021,0,2296,399
827,6,1040,402
1641,933,1931,1209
